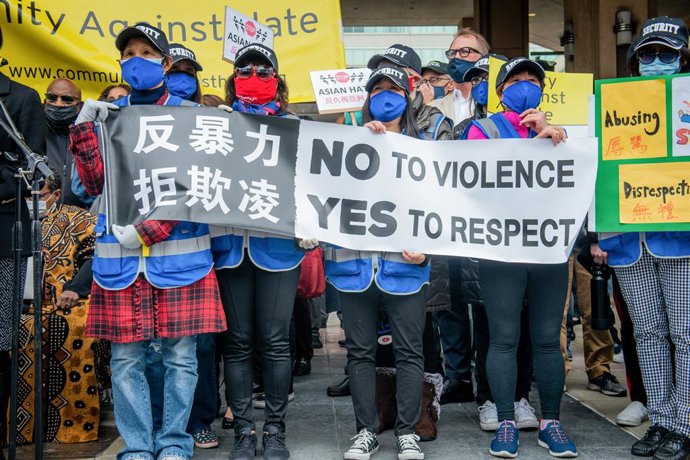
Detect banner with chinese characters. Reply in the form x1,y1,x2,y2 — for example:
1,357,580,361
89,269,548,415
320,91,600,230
100,105,598,264
593,73,690,232
309,68,372,114
0,0,345,102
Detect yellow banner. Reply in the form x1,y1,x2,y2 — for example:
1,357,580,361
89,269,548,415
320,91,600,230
487,57,592,126
600,79,667,160
619,163,690,223
0,1,345,102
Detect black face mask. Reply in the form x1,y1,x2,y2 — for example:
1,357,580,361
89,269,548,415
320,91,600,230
45,104,80,132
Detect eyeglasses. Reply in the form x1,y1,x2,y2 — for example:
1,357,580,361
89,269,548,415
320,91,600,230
470,75,488,87
637,49,680,65
235,65,276,81
417,76,451,87
45,93,79,104
445,47,481,60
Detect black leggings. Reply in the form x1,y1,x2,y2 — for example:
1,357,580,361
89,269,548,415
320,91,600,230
479,260,568,421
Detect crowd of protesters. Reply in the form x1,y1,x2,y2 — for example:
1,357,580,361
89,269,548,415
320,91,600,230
0,13,688,460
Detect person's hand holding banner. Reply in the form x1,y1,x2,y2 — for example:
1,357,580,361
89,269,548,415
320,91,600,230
298,238,320,250
402,250,426,265
536,126,567,146
112,225,142,249
217,105,233,113
76,99,119,125
364,121,388,134
519,108,548,133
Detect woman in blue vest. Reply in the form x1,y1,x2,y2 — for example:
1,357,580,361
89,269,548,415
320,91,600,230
594,16,690,460
166,43,203,104
214,43,313,460
464,57,575,459
332,65,429,460
69,23,226,460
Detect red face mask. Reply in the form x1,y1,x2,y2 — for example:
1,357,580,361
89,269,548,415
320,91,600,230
234,75,278,105
408,76,416,92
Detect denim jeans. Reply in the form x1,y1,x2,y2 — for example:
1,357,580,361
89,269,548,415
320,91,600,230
147,334,217,434
112,336,198,460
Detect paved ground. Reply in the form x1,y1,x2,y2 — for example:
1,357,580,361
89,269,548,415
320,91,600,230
15,314,642,460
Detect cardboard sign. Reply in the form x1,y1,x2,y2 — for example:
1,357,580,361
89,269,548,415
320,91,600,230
223,6,275,63
487,57,593,126
309,68,372,114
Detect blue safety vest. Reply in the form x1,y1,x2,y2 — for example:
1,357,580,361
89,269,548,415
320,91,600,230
93,93,214,290
210,226,305,272
324,246,430,295
599,232,690,267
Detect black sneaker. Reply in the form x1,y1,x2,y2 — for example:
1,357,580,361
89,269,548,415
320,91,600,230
311,333,324,349
252,382,264,399
293,357,311,376
263,425,290,460
632,425,670,457
344,428,379,460
229,429,257,460
440,378,474,404
327,376,351,397
397,433,424,460
587,372,628,397
654,431,690,460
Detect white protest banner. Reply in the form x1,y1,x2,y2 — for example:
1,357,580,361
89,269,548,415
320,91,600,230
295,122,598,264
223,6,275,63
309,68,372,114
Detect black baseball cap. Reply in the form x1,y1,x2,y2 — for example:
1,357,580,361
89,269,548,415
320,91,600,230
367,44,422,75
365,65,409,93
234,43,279,73
463,53,508,82
627,16,689,63
495,57,545,88
421,60,449,75
116,22,169,56
169,43,203,71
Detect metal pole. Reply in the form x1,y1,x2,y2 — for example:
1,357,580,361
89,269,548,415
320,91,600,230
30,176,43,460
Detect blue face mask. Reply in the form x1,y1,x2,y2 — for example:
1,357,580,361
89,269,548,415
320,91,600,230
639,56,681,76
120,57,165,91
369,90,407,122
471,81,488,106
501,80,542,113
448,58,475,83
165,72,197,100
432,86,446,100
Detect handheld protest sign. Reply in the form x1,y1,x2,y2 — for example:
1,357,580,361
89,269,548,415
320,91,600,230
593,74,690,232
309,68,372,114
487,58,593,126
223,6,274,63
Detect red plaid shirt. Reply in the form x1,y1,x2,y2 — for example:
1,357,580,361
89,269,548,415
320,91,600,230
69,99,226,343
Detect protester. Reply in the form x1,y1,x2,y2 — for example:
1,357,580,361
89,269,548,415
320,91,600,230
43,78,86,207
430,28,490,125
98,84,130,102
463,57,574,458
14,175,103,444
166,43,203,103
328,65,429,460
418,60,454,104
69,22,226,460
595,16,690,460
0,24,45,455
214,43,312,460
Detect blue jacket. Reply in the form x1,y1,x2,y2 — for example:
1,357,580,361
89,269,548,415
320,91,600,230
599,232,690,267
324,246,430,295
93,92,214,290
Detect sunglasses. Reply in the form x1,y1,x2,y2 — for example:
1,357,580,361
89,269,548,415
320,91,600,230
637,49,680,65
445,47,481,60
235,65,276,81
45,93,79,104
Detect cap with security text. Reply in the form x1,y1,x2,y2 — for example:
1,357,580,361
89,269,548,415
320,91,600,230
463,53,508,82
495,57,545,88
421,60,449,75
367,44,422,75
634,16,688,52
169,43,203,72
365,65,410,93
234,43,279,73
116,22,169,56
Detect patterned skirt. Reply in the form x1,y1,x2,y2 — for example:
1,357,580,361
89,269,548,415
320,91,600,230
0,257,27,352
12,301,101,444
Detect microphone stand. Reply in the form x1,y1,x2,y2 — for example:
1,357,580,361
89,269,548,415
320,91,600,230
0,98,52,460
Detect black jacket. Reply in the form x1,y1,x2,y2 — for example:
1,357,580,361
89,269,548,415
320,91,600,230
0,72,46,257
449,257,483,307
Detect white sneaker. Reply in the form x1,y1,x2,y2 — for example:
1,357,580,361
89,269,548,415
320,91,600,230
345,429,379,460
514,398,539,430
616,401,648,427
479,401,499,431
613,350,624,363
396,433,424,460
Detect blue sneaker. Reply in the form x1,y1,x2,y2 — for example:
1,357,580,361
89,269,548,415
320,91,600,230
490,420,519,458
538,420,578,457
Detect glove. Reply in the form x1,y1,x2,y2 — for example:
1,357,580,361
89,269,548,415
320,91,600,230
112,224,142,249
298,238,320,250
217,104,233,113
75,98,119,125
